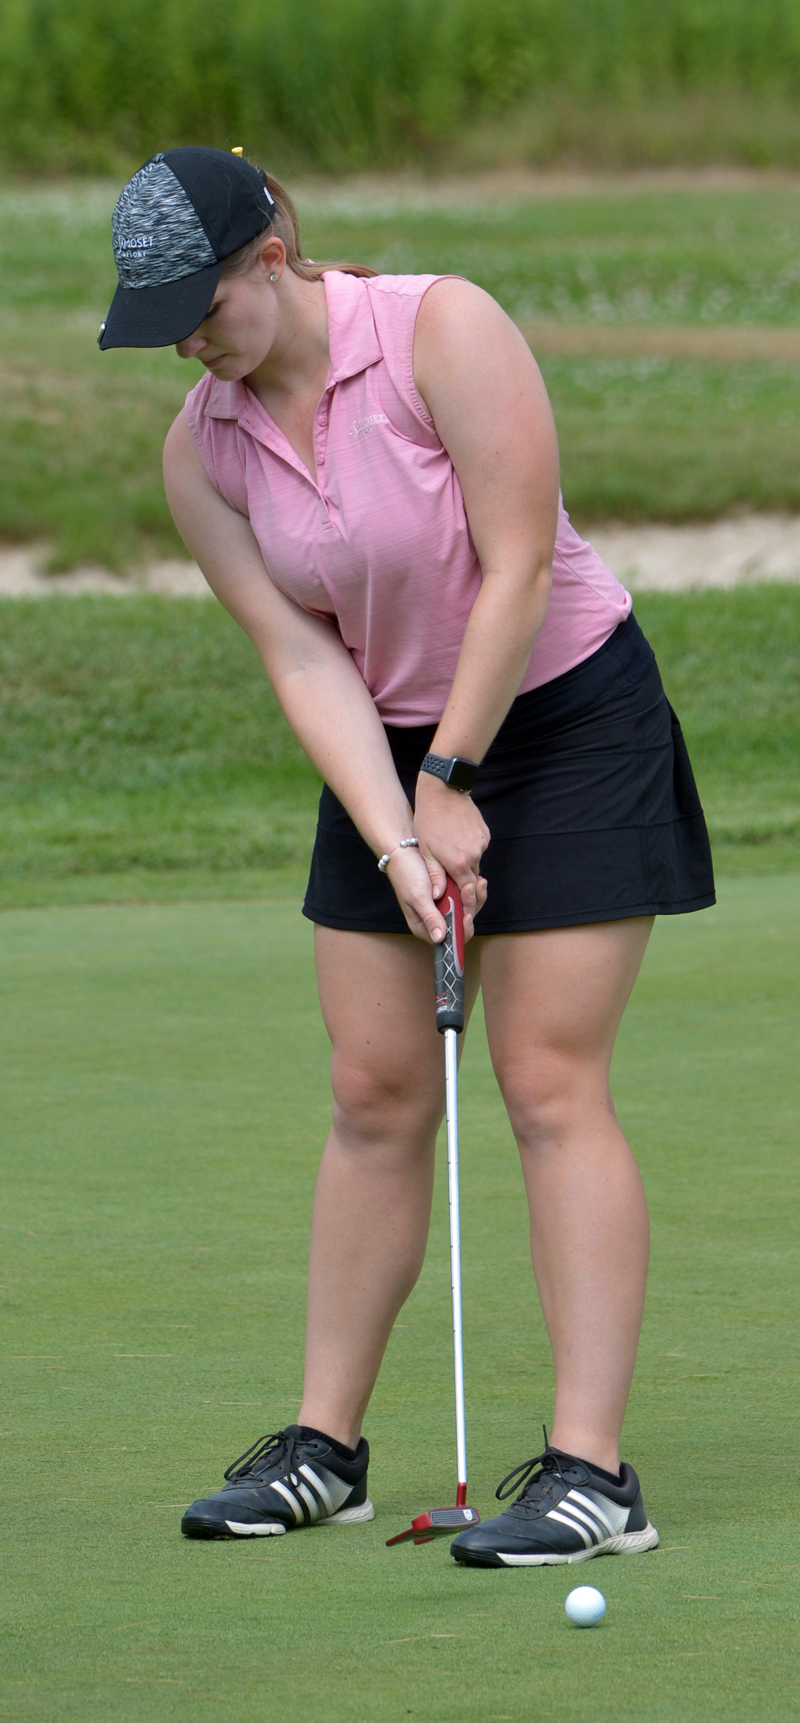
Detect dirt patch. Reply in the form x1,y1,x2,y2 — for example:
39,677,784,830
3,516,800,598
296,165,800,213
522,324,800,362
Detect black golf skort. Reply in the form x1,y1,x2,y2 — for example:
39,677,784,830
302,611,715,935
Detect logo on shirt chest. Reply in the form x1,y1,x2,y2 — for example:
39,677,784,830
349,413,389,439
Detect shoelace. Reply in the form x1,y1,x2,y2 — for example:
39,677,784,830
224,1428,302,1484
495,1424,577,1503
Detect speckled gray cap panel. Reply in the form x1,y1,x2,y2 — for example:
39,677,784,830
112,155,217,289
100,145,277,348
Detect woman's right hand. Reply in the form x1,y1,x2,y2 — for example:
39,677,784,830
385,842,485,943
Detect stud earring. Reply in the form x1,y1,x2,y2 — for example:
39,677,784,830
269,273,279,281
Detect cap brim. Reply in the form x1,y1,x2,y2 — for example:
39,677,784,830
98,261,224,349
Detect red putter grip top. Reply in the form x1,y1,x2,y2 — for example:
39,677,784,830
434,873,465,1035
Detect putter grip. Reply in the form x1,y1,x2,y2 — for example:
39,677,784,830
434,873,465,1034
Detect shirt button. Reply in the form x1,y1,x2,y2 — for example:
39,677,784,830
317,453,325,466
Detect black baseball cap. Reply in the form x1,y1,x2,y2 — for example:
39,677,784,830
98,147,275,350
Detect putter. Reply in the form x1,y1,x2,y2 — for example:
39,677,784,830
386,873,481,1546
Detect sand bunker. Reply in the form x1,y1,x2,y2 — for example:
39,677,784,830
2,514,800,598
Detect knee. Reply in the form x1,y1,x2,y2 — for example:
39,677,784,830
494,1047,610,1154
330,1052,443,1149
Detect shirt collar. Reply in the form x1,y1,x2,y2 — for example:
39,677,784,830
201,270,381,425
323,269,382,383
200,377,248,421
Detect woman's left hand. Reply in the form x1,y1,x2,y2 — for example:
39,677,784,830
413,771,490,937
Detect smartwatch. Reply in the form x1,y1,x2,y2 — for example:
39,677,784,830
420,752,479,793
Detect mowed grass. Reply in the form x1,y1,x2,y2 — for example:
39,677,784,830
542,354,800,522
1,875,798,1720
0,585,798,907
0,596,320,893
3,181,800,565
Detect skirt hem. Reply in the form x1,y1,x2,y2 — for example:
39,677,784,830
302,892,717,936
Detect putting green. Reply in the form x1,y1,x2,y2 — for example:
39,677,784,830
2,877,798,1721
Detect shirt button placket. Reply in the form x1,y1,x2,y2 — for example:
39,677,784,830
316,394,333,527
316,395,329,472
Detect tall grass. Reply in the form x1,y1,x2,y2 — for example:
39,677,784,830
5,0,800,174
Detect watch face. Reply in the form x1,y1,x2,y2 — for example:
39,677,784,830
448,757,478,792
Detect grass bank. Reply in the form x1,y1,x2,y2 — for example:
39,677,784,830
2,878,798,1719
0,587,797,907
4,181,800,567
0,597,320,894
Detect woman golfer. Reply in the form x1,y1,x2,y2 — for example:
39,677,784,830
100,148,714,1566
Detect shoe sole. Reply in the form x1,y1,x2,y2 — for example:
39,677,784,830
453,1523,659,1568
182,1499,375,1539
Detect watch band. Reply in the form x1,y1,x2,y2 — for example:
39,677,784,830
420,752,479,793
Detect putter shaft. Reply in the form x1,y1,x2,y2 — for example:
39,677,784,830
386,875,478,1548
444,1023,467,1504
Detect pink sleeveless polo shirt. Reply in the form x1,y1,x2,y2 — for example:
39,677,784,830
184,270,631,726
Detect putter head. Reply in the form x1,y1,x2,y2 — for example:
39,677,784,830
386,1506,480,1547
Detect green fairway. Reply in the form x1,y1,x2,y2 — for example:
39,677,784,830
3,181,800,565
2,875,798,1719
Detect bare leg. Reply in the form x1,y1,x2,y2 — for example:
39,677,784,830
479,919,653,1476
298,927,479,1449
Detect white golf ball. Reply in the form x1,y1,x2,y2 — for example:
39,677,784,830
565,1585,606,1627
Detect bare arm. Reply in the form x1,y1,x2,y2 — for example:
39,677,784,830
411,278,560,902
162,413,451,941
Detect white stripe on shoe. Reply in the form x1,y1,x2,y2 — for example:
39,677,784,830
554,1499,605,1541
296,1482,321,1521
547,1509,595,1547
569,1489,627,1536
299,1465,336,1514
272,1480,304,1524
299,1463,353,1514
